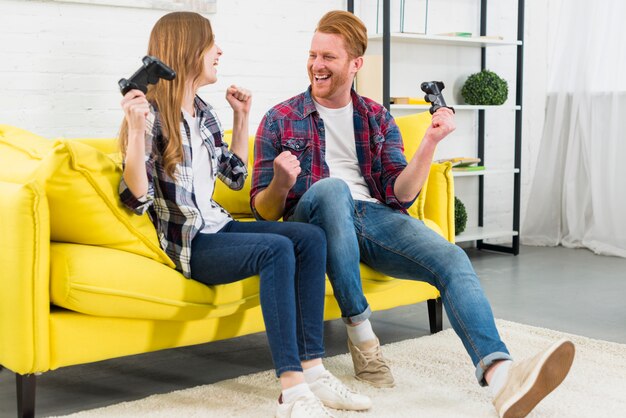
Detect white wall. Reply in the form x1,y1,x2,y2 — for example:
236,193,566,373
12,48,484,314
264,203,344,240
0,0,343,137
0,0,547,235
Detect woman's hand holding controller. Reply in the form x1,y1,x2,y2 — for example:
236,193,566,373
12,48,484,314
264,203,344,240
121,89,150,137
120,89,150,199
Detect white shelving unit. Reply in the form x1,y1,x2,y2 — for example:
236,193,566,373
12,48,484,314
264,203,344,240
351,0,524,254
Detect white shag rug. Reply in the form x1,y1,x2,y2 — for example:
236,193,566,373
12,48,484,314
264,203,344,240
54,320,626,418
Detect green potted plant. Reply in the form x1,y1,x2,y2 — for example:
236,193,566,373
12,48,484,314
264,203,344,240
461,69,508,105
455,196,467,235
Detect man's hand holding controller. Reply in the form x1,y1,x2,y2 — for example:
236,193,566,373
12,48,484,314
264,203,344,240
421,81,456,145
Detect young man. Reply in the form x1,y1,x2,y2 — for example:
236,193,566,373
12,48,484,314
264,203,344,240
251,10,575,417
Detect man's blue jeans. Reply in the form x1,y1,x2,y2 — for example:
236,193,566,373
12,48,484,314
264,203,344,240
190,220,327,377
290,178,512,385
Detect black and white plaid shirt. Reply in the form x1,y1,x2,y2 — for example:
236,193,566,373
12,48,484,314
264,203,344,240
119,95,247,278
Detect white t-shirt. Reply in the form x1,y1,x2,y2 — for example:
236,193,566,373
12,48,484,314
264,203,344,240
313,100,379,203
182,109,231,233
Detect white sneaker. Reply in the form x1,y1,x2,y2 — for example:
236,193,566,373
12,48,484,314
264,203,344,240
308,370,372,411
275,392,336,418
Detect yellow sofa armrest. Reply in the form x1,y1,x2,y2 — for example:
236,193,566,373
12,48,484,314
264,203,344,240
395,112,455,243
0,181,51,374
418,162,455,243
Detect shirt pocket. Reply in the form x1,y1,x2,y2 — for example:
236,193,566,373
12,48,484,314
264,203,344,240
370,134,385,172
282,137,312,176
370,133,385,153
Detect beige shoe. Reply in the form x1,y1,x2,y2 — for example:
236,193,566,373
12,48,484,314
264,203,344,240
348,338,395,388
493,338,575,418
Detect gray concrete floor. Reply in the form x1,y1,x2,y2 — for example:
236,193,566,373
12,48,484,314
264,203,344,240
1,245,625,417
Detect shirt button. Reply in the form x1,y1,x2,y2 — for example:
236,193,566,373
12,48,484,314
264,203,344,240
295,144,300,149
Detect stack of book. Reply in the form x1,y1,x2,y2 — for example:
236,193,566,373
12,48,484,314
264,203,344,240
434,157,485,171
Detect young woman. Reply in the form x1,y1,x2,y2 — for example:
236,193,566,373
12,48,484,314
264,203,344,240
118,11,370,418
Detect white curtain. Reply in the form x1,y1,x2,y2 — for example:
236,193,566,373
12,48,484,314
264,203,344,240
522,0,626,258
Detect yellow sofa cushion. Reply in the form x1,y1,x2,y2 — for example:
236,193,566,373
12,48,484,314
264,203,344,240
50,243,261,321
39,139,173,265
0,125,173,267
212,131,255,216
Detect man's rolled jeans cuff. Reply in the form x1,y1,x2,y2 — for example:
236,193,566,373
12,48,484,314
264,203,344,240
475,351,514,386
342,305,372,325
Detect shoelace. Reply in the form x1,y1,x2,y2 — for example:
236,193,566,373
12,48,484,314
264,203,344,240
359,346,390,372
319,373,356,399
300,395,334,417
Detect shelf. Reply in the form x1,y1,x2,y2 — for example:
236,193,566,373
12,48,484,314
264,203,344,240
351,0,525,255
369,33,522,47
452,168,520,177
455,226,518,243
391,104,521,111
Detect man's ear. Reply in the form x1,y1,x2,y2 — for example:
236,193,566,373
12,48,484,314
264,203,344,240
352,56,364,73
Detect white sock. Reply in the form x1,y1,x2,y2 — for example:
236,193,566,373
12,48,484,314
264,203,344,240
346,319,376,346
282,382,312,404
303,363,326,383
489,360,513,396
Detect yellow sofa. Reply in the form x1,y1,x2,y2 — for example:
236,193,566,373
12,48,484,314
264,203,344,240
0,111,453,417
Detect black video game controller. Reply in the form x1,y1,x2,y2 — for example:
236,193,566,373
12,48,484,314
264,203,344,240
118,56,176,96
421,81,455,115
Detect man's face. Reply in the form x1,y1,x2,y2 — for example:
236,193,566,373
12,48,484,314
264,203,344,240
308,32,359,107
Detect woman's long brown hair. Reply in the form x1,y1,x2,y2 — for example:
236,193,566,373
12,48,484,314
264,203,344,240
119,12,214,178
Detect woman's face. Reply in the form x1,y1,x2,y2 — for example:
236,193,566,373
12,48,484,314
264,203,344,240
198,42,222,86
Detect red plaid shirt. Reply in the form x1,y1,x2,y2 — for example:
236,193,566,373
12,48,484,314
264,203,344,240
251,88,415,220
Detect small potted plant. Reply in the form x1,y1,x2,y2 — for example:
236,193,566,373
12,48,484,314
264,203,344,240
461,69,508,105
455,196,467,235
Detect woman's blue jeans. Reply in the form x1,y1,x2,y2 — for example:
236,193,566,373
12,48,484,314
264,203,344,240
190,220,327,377
290,178,512,385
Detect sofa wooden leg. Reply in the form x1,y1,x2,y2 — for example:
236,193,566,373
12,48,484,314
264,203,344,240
427,298,443,334
16,373,36,418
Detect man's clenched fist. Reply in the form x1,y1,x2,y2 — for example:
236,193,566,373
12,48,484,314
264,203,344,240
273,150,301,191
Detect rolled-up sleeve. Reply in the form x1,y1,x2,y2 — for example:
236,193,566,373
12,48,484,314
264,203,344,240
119,114,157,215
217,142,248,191
119,173,154,215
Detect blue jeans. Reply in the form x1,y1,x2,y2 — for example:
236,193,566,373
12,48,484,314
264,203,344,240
290,178,512,385
190,220,327,377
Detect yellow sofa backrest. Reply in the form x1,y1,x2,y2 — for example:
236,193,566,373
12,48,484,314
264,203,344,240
395,111,432,157
2,113,446,242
